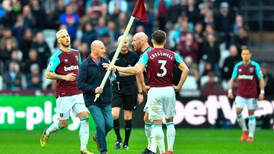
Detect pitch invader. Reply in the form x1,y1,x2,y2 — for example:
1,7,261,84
228,47,265,142
40,29,93,154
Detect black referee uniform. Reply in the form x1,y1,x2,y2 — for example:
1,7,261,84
110,50,139,110
109,49,139,149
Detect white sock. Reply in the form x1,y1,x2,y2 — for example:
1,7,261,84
145,123,152,149
166,122,175,152
152,124,165,153
248,116,256,137
46,121,61,135
79,117,89,150
150,138,158,153
236,114,247,131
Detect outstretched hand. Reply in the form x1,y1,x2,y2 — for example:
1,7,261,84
102,63,116,72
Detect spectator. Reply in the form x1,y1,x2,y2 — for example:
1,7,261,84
221,45,240,89
214,2,234,47
261,63,274,97
108,0,128,16
179,33,200,63
21,5,34,28
202,9,214,27
0,37,18,67
86,0,107,17
169,17,194,49
184,0,200,24
81,22,98,44
20,28,33,61
26,63,42,90
79,42,90,59
0,27,17,50
233,14,247,33
59,5,80,41
107,20,120,42
1,0,22,27
3,61,23,91
221,45,240,81
233,27,249,48
184,56,200,83
201,33,220,76
96,17,109,37
101,32,116,57
194,22,204,46
50,0,66,29
31,32,51,69
23,48,42,74
154,0,170,31
30,0,46,30
12,15,26,43
167,0,183,24
201,70,223,95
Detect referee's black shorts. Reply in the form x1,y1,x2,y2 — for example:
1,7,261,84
111,82,137,111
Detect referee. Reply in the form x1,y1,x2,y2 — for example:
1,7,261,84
109,36,141,150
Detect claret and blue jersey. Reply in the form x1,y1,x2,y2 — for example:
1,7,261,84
47,49,82,97
232,60,263,98
138,48,184,87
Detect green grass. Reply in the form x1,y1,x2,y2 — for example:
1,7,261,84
0,129,273,154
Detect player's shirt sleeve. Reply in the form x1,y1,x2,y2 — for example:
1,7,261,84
174,52,183,64
252,61,263,79
47,53,61,72
137,52,149,65
231,62,242,79
78,53,82,65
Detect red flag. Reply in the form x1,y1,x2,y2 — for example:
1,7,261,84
132,0,147,22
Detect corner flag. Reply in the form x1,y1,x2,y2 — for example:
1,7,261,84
132,0,147,22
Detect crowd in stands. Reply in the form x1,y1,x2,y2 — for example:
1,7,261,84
0,0,273,96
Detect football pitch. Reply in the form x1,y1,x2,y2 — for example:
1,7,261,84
0,129,273,154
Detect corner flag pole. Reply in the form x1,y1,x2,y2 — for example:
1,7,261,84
94,0,147,102
94,16,135,102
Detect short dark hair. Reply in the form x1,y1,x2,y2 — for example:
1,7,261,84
152,30,166,45
241,46,252,54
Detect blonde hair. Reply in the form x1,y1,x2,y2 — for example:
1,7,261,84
56,29,68,39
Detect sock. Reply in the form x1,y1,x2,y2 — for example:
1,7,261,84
236,114,247,131
124,120,132,146
248,116,256,137
145,123,152,149
166,122,175,152
114,119,122,141
46,121,61,135
151,124,165,153
79,117,89,150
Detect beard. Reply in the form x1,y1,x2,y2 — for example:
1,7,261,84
60,42,70,48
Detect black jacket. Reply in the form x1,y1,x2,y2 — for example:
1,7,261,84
77,56,112,106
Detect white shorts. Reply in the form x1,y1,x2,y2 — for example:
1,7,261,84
146,86,176,121
234,96,258,110
56,93,89,120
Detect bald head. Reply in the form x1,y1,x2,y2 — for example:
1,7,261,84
91,40,104,48
132,32,149,52
133,32,148,42
90,40,105,58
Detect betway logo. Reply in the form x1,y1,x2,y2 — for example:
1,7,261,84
64,65,78,71
238,75,253,80
0,101,80,131
174,95,274,126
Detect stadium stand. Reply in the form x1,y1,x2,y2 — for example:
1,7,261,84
0,0,272,97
